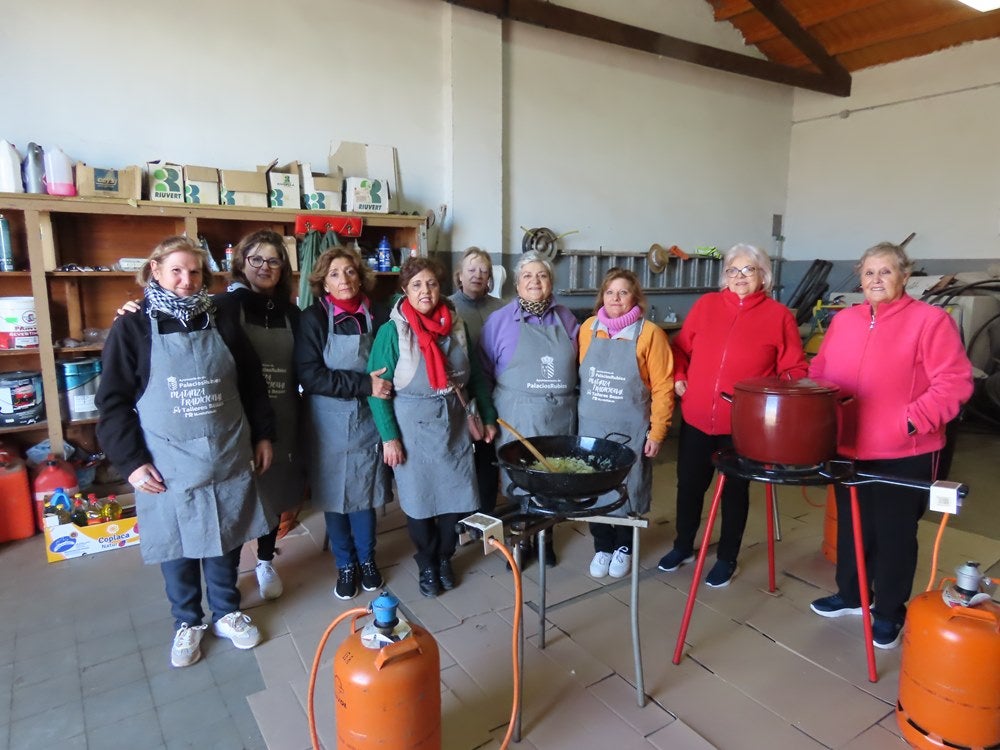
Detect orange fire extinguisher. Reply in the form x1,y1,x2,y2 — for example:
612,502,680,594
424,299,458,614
308,593,441,750
896,561,1000,749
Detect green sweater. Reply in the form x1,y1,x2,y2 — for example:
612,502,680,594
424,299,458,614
367,315,498,442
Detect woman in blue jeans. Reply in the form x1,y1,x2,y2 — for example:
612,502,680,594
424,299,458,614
295,246,394,599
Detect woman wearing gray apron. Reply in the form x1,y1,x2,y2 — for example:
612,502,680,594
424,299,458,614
223,230,305,601
368,257,498,598
296,246,394,601
479,251,580,565
97,236,276,669
577,269,674,579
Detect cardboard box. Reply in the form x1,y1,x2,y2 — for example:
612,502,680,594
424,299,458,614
299,161,343,211
329,141,399,211
183,165,220,205
75,164,143,200
44,515,140,563
145,160,185,202
256,161,300,209
219,169,268,207
343,177,391,213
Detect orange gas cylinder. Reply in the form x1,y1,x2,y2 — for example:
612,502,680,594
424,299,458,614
896,563,1000,750
0,450,35,542
333,593,441,749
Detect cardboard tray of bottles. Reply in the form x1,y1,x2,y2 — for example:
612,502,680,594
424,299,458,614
43,492,140,563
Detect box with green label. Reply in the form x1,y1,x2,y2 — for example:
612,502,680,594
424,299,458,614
219,169,268,207
183,165,220,205
145,160,185,202
299,162,343,211
257,161,301,209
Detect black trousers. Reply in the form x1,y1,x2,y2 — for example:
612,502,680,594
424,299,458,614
673,420,750,563
257,526,278,561
474,439,499,514
590,523,633,554
406,512,464,570
834,452,932,625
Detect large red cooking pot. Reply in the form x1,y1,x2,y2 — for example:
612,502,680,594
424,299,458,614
723,377,846,466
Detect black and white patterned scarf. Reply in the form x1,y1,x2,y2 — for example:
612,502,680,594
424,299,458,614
144,280,214,326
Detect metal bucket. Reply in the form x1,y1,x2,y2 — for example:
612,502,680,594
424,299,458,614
0,370,43,425
57,357,102,421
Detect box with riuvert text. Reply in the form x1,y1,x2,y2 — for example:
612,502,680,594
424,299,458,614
145,160,185,202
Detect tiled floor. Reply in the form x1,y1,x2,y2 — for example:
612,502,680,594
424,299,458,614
1,425,998,750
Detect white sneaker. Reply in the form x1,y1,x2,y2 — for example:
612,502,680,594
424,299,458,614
255,560,283,599
171,623,208,668
608,547,632,578
213,611,262,650
589,551,613,578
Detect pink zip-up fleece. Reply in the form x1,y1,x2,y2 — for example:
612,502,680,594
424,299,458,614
809,294,973,460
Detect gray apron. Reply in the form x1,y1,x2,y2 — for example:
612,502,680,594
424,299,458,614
392,327,478,519
494,310,578,495
135,312,273,563
577,319,652,516
307,304,390,513
241,307,306,515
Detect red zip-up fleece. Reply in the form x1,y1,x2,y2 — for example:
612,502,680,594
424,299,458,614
809,294,972,460
673,288,807,435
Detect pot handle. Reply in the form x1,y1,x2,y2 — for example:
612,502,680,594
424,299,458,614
721,392,733,403
603,432,632,445
838,395,854,405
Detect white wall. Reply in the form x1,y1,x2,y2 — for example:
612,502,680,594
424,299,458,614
2,0,796,271
786,38,1000,261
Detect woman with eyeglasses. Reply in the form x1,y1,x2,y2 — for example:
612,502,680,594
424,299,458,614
224,230,307,601
296,246,394,601
578,269,674,579
656,244,807,588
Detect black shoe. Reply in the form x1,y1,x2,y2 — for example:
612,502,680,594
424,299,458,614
334,565,358,600
809,594,863,618
705,558,738,588
872,617,904,649
657,548,695,572
439,558,456,591
360,559,383,591
419,567,440,597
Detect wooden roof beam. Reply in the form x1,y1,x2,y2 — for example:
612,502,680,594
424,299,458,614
746,0,851,91
445,0,851,96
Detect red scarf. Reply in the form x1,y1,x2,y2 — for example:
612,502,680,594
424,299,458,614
401,299,452,389
326,293,366,315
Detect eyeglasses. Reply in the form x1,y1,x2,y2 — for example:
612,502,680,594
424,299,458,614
246,255,283,269
724,265,757,278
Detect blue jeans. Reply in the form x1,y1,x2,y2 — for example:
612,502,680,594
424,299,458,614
324,509,377,569
161,547,242,629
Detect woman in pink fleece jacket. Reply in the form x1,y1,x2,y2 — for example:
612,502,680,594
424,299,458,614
808,242,973,650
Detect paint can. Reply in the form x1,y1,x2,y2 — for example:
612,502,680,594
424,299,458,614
0,296,38,349
0,370,44,425
57,358,102,421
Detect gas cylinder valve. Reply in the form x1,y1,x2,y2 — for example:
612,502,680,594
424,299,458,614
942,561,995,608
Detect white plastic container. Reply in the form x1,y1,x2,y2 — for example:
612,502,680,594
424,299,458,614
43,146,76,196
0,140,23,193
0,297,38,349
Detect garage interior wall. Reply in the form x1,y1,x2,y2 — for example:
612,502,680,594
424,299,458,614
2,0,997,304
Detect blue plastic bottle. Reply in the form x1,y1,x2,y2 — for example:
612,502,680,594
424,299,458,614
376,236,392,273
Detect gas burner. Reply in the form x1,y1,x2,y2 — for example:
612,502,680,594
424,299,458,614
506,484,629,518
735,455,825,475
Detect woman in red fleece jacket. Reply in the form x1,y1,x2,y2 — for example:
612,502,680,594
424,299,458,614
657,244,807,588
808,242,972,650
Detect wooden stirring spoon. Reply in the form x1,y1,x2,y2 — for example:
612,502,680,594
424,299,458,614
496,417,560,472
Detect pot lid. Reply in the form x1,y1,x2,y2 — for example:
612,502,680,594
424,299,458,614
733,376,840,395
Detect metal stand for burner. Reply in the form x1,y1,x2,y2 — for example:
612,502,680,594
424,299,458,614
495,484,649,741
672,449,969,684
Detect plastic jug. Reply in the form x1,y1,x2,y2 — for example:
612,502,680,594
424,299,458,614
43,146,76,196
0,140,23,193
22,143,45,193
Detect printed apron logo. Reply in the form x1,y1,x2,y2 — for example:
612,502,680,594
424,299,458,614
586,367,626,404
540,355,555,379
167,374,225,418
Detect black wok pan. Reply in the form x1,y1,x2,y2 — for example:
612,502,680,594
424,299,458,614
497,434,636,499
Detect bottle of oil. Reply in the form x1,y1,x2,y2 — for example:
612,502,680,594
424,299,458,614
100,494,122,522
85,493,102,524
69,499,89,527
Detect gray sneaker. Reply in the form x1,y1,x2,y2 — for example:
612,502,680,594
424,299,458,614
171,623,208,668
213,611,262,649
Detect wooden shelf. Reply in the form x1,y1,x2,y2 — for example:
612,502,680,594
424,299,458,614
0,420,47,435
65,417,99,426
0,193,428,454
